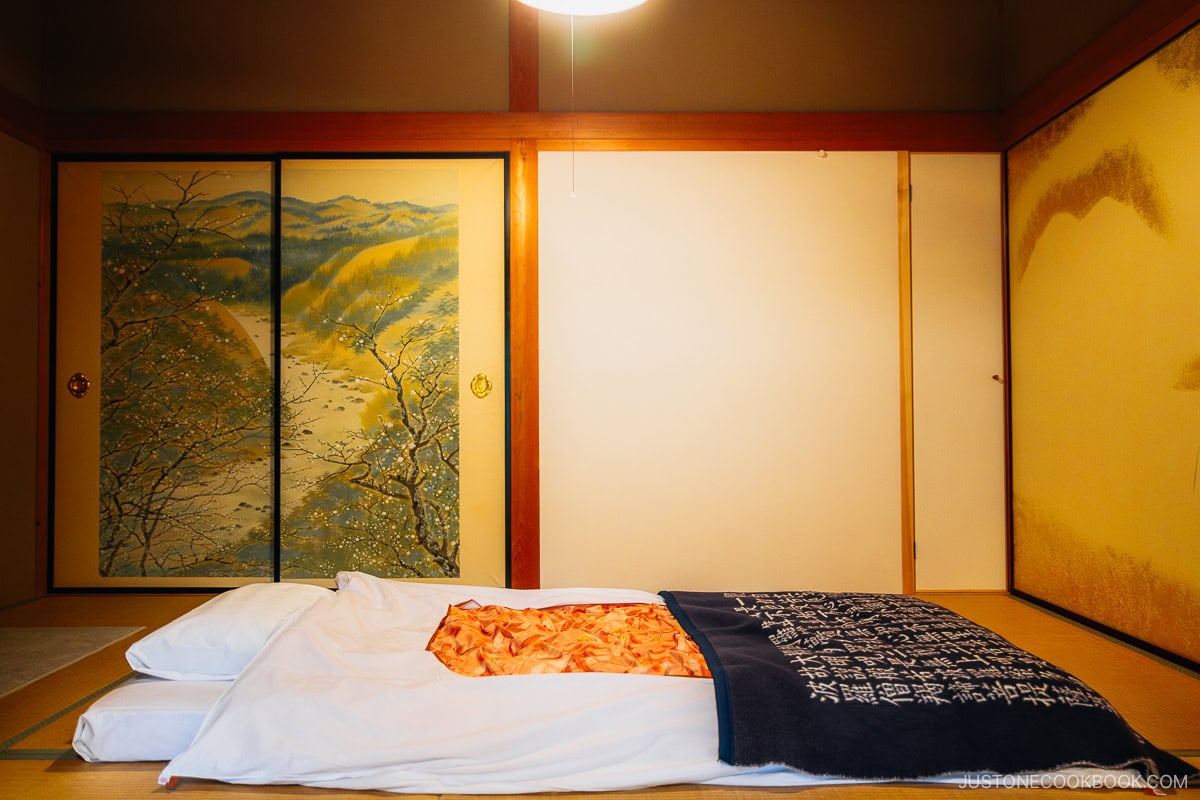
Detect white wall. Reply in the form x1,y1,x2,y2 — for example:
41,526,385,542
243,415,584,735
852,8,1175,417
538,150,903,592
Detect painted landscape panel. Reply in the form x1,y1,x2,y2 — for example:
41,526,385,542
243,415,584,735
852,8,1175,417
278,160,463,579
99,165,274,578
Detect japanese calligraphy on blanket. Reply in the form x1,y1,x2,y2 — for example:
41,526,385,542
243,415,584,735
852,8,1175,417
728,592,1111,711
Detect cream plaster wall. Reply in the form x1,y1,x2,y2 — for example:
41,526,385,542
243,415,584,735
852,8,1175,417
539,150,903,592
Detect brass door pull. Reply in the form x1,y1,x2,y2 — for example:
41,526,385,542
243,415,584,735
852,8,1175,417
67,372,91,398
470,373,493,398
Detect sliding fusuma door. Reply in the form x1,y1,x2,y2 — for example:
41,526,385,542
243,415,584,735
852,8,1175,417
1007,23,1200,666
274,159,506,585
52,156,508,588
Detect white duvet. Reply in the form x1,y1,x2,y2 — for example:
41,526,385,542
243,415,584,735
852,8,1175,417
159,572,1144,794
159,572,832,792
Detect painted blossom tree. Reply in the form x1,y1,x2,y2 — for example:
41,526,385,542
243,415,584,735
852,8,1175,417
99,171,273,577
282,289,461,577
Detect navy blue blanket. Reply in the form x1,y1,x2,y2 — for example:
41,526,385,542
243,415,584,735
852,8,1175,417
660,590,1194,780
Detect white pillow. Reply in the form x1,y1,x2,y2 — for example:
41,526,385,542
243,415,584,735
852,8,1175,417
126,582,332,680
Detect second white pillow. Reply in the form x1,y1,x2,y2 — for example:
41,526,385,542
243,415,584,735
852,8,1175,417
126,582,332,680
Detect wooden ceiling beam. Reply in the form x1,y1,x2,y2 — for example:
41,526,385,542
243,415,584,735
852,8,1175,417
43,110,1004,154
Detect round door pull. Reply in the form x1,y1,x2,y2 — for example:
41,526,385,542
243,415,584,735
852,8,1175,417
67,372,91,398
470,373,493,399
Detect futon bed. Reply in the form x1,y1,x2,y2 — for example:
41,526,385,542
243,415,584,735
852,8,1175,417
73,572,1194,793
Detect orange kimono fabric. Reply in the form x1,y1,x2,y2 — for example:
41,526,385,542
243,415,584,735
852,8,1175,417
427,603,711,678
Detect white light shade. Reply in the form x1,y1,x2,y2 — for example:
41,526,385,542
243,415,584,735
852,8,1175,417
517,0,648,15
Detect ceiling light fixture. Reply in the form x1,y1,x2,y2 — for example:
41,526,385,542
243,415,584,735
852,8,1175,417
517,0,647,15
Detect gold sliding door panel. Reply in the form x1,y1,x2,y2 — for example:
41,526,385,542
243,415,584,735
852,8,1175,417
1008,23,1200,664
53,157,507,588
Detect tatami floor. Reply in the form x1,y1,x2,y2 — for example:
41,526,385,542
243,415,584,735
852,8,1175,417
0,591,1197,799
